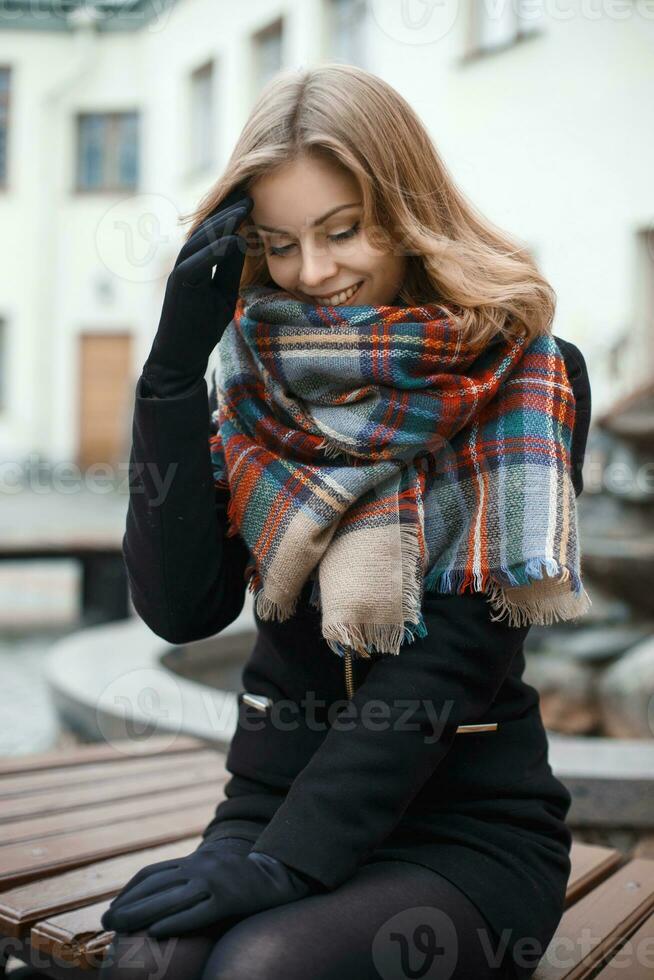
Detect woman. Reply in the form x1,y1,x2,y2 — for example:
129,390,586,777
100,64,592,980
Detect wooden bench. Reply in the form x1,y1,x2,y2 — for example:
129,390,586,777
1,737,653,980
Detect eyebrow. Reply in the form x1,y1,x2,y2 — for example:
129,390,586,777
253,202,362,234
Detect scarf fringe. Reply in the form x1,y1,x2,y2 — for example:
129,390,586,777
315,436,344,460
251,521,429,659
321,522,428,658
246,534,591,636
485,578,593,627
424,556,592,627
323,623,402,660
251,584,299,623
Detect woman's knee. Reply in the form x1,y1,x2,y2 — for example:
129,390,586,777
200,907,309,980
99,929,216,980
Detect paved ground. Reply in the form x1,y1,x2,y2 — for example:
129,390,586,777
0,561,86,755
0,624,77,756
0,485,129,756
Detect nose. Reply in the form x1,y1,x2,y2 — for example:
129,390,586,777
297,240,339,290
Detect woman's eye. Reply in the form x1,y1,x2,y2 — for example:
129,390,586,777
268,243,295,257
267,222,360,258
330,221,360,244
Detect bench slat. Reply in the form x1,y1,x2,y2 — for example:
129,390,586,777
0,837,202,938
593,911,654,979
0,749,222,801
0,736,207,777
533,859,654,980
0,754,227,821
30,899,119,970
0,804,217,887
1,781,226,844
566,842,624,906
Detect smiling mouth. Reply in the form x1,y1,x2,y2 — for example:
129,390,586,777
302,280,364,306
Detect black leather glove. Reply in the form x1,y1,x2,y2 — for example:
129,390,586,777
99,837,320,939
141,184,253,399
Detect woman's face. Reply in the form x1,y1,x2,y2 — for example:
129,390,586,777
248,154,406,307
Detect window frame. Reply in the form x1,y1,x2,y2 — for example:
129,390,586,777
323,0,369,67
74,109,140,194
188,59,216,177
251,17,284,98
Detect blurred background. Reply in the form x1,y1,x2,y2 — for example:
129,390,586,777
0,1,653,847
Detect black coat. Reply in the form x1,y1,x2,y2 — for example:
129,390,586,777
123,336,591,979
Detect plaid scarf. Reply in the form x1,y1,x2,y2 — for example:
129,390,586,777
209,285,591,658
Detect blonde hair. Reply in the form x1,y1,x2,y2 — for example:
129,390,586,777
181,63,555,348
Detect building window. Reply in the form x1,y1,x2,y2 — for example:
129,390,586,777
0,68,9,188
76,111,139,191
189,61,215,173
466,0,544,58
325,0,368,66
252,18,283,94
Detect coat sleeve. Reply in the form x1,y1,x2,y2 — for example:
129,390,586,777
554,336,592,497
249,591,531,889
566,342,591,498
122,373,250,644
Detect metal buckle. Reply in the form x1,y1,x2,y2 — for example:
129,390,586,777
456,722,498,734
241,691,273,713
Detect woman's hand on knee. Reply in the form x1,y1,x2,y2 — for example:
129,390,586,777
100,837,321,940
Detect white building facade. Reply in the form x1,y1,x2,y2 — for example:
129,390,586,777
0,0,652,468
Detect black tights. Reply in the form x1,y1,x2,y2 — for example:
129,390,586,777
98,860,521,980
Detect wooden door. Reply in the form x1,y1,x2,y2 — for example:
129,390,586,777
78,333,132,470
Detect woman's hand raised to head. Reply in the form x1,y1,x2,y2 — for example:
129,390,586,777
142,184,254,398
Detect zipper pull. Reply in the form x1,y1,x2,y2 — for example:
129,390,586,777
343,650,355,700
